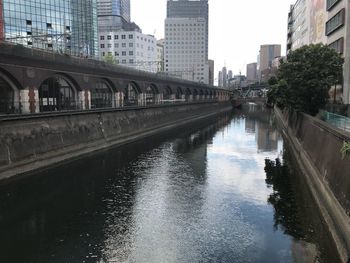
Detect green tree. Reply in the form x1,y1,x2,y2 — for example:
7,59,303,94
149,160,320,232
268,44,343,116
104,53,116,65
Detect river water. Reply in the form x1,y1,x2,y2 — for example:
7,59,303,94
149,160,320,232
0,105,340,263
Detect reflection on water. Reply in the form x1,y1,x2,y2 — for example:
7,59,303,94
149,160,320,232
0,105,340,263
264,151,340,263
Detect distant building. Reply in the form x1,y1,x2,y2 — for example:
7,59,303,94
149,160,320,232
246,63,258,83
218,71,223,87
228,70,233,82
259,44,281,82
99,31,157,73
222,67,227,88
2,0,98,57
208,60,214,86
165,0,210,83
230,75,248,89
157,39,165,72
98,0,132,31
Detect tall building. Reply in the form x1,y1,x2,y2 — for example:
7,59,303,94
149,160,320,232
247,63,258,83
167,0,209,58
208,59,214,86
287,0,327,53
287,0,350,103
326,0,350,103
2,0,98,57
259,44,281,81
222,66,227,88
97,0,131,31
218,71,223,87
165,0,210,84
228,70,233,81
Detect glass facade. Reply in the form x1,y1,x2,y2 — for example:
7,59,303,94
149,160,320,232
97,0,130,31
0,0,4,41
2,0,98,57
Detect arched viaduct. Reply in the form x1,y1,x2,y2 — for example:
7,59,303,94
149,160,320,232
0,43,230,115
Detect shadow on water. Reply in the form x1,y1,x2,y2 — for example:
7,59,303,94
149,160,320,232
264,149,341,263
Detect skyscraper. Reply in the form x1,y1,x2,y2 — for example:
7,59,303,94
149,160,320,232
2,0,98,57
97,0,132,31
258,44,281,81
165,0,210,84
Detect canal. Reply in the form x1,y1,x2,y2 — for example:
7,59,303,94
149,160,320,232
0,105,340,263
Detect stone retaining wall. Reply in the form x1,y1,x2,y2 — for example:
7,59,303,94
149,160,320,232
275,107,350,262
0,102,231,181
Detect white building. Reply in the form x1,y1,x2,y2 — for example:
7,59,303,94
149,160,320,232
99,31,158,73
157,39,165,73
164,17,209,83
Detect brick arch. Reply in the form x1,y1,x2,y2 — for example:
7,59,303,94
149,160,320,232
90,78,115,109
38,73,81,112
0,67,22,114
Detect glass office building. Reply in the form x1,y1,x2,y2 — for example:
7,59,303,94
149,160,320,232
2,0,98,57
97,0,130,31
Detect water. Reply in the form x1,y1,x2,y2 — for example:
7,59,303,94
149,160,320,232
0,105,340,263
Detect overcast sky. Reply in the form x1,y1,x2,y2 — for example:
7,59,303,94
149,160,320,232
131,0,295,79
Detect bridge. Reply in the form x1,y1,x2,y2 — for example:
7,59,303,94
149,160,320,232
0,42,230,116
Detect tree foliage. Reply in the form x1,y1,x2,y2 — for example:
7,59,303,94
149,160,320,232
104,53,116,65
267,44,343,116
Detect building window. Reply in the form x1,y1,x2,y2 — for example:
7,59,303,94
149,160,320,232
122,35,126,39
115,35,118,40
102,52,105,56
327,0,341,10
107,35,111,40
101,44,105,48
122,43,126,47
100,36,105,40
122,59,126,64
326,9,345,36
115,52,119,56
26,20,32,26
129,34,133,39
46,23,52,29
129,51,133,55
108,44,112,48
328,37,344,54
122,51,126,56
115,43,119,48
129,43,133,47
129,59,134,64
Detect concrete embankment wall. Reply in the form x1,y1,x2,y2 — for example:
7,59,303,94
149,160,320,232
275,107,350,262
0,102,231,181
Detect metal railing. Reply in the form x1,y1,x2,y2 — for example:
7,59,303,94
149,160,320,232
0,98,220,118
322,111,350,133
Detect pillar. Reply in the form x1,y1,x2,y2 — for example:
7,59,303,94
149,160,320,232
115,91,123,108
79,90,90,110
20,87,39,114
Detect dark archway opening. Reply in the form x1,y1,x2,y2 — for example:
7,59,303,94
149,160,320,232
0,76,15,114
39,76,77,112
124,83,139,106
91,81,113,109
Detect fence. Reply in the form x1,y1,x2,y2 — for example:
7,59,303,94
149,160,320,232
322,111,350,133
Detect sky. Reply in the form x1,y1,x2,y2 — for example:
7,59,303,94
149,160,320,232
131,0,296,79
